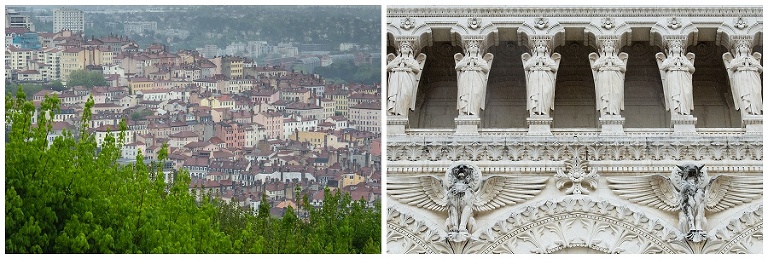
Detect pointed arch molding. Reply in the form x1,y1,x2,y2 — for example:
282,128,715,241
387,196,763,254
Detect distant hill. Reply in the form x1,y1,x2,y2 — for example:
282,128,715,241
22,5,380,51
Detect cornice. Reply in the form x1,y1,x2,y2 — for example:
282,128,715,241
387,6,763,18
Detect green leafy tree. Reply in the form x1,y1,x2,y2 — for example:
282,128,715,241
5,89,380,254
66,70,108,88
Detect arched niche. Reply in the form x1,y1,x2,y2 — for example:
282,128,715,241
408,42,463,129
687,42,741,128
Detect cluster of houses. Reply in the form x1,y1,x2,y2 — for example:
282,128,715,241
14,28,382,216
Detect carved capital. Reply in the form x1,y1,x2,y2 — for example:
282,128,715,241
650,17,699,49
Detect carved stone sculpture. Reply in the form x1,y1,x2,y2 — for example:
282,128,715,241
522,40,561,116
589,40,628,116
554,156,599,195
455,40,493,116
607,164,762,243
387,42,427,116
655,40,696,116
388,163,548,243
723,40,763,116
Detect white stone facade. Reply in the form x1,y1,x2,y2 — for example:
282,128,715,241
386,6,763,254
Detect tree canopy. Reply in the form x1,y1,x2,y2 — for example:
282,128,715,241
66,70,108,88
5,87,380,254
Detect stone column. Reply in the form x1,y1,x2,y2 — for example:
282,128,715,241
453,36,494,136
651,20,700,135
720,35,762,134
386,37,426,136
590,38,629,135
521,37,561,136
659,37,698,135
585,19,632,136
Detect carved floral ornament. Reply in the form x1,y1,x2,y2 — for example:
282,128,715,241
602,17,615,29
667,17,682,29
467,17,482,30
400,17,415,30
734,17,749,30
554,156,599,195
534,17,549,29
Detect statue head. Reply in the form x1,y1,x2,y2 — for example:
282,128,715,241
465,40,480,56
735,40,751,56
453,164,472,181
533,40,548,56
399,42,414,57
601,40,616,56
667,40,684,56
676,164,705,181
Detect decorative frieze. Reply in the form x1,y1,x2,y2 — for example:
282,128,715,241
387,6,762,18
387,135,763,168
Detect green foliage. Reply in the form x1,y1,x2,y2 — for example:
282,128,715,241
5,84,43,100
5,91,380,254
66,70,108,88
314,60,380,85
130,110,153,121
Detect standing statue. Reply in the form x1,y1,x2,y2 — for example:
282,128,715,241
386,42,427,116
656,40,696,116
522,40,561,116
607,164,763,243
723,40,763,116
454,40,493,116
589,40,628,116
388,163,548,243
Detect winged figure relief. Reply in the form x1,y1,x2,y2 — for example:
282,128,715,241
386,42,427,116
607,164,762,242
388,163,548,242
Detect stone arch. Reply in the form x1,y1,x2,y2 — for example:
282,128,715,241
702,204,763,254
469,196,689,254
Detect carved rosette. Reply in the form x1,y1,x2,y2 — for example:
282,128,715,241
602,17,615,29
733,17,749,30
467,17,482,30
667,17,682,29
554,157,599,195
401,17,416,30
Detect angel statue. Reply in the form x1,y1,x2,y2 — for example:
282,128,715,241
454,40,493,116
589,40,628,116
607,164,762,243
522,40,561,116
655,40,696,116
723,40,763,116
387,42,427,116
388,163,548,242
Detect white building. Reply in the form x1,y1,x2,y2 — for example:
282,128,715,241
385,6,763,254
53,8,84,33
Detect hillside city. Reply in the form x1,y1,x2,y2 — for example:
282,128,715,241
5,6,382,218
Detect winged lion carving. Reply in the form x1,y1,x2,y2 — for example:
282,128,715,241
607,164,762,242
388,163,548,242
